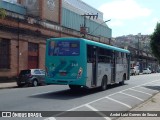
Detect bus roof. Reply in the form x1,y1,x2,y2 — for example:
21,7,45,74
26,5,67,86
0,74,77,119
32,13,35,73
47,37,130,54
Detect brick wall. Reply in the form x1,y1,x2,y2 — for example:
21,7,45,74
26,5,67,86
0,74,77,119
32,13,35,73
43,0,61,23
39,43,46,69
10,39,18,76
0,30,46,79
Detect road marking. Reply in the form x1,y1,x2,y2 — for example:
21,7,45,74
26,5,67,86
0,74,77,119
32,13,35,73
68,97,106,111
105,97,132,108
34,79,160,96
154,80,160,82
147,82,160,86
85,104,111,120
43,79,160,120
119,92,144,101
32,91,55,96
138,86,159,92
44,117,56,120
129,88,152,96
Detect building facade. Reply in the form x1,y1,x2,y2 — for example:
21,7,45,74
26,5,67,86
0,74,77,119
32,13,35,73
0,0,112,80
115,34,158,72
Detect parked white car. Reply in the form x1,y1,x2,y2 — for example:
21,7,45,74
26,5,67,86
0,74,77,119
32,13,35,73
143,68,151,74
130,66,140,75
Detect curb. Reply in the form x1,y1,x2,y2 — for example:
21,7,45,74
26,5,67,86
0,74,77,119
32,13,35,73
0,82,17,89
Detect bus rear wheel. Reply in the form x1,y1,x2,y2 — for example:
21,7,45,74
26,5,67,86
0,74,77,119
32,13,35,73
119,75,125,85
100,76,107,91
69,85,81,90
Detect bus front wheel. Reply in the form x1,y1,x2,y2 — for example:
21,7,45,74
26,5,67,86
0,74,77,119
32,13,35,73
100,76,107,91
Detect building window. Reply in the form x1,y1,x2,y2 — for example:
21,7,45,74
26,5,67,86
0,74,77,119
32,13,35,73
0,39,10,69
28,42,38,52
28,42,39,69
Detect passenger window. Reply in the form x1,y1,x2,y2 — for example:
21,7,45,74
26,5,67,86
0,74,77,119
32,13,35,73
116,52,123,64
98,48,112,63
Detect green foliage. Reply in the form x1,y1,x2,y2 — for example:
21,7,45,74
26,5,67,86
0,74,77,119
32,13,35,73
0,8,6,19
150,23,160,62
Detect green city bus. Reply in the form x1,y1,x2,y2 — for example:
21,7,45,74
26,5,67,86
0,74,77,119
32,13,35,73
45,38,130,90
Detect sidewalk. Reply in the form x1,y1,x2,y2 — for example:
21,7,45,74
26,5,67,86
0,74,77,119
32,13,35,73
0,82,17,89
117,93,160,120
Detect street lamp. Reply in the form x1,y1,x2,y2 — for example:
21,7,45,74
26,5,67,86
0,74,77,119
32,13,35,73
90,19,111,35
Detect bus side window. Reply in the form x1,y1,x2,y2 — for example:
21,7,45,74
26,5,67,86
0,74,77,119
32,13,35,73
116,52,123,64
98,48,112,63
87,45,94,63
123,53,127,64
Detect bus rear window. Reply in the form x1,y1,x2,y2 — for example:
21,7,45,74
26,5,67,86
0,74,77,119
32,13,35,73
48,41,80,56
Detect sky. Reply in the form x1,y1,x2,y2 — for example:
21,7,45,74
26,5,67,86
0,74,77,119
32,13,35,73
82,0,160,37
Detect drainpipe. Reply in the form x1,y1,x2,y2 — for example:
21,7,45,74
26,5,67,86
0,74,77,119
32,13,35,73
59,0,62,37
17,17,20,75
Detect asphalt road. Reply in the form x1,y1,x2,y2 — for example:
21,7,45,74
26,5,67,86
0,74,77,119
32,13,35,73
0,73,160,120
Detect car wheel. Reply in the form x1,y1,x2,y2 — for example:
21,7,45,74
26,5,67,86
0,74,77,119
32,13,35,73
32,79,38,87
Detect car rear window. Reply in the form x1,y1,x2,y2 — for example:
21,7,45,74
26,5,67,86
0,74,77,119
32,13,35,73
34,70,41,74
40,70,45,74
20,70,31,75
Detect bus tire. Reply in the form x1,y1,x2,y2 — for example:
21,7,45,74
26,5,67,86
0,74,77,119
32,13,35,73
119,75,125,85
69,85,81,90
100,76,107,91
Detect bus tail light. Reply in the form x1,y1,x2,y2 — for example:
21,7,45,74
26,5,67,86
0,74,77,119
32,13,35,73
77,67,83,78
28,74,33,78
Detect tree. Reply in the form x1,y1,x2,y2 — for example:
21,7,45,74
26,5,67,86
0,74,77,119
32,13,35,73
150,23,160,62
0,8,6,19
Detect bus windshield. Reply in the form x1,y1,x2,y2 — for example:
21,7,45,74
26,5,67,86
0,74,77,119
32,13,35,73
48,40,80,56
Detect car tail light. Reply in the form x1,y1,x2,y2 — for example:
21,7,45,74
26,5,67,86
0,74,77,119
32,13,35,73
28,74,32,78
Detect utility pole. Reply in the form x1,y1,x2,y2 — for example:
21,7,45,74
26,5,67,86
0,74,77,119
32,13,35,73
80,13,98,38
137,33,141,71
137,33,141,61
